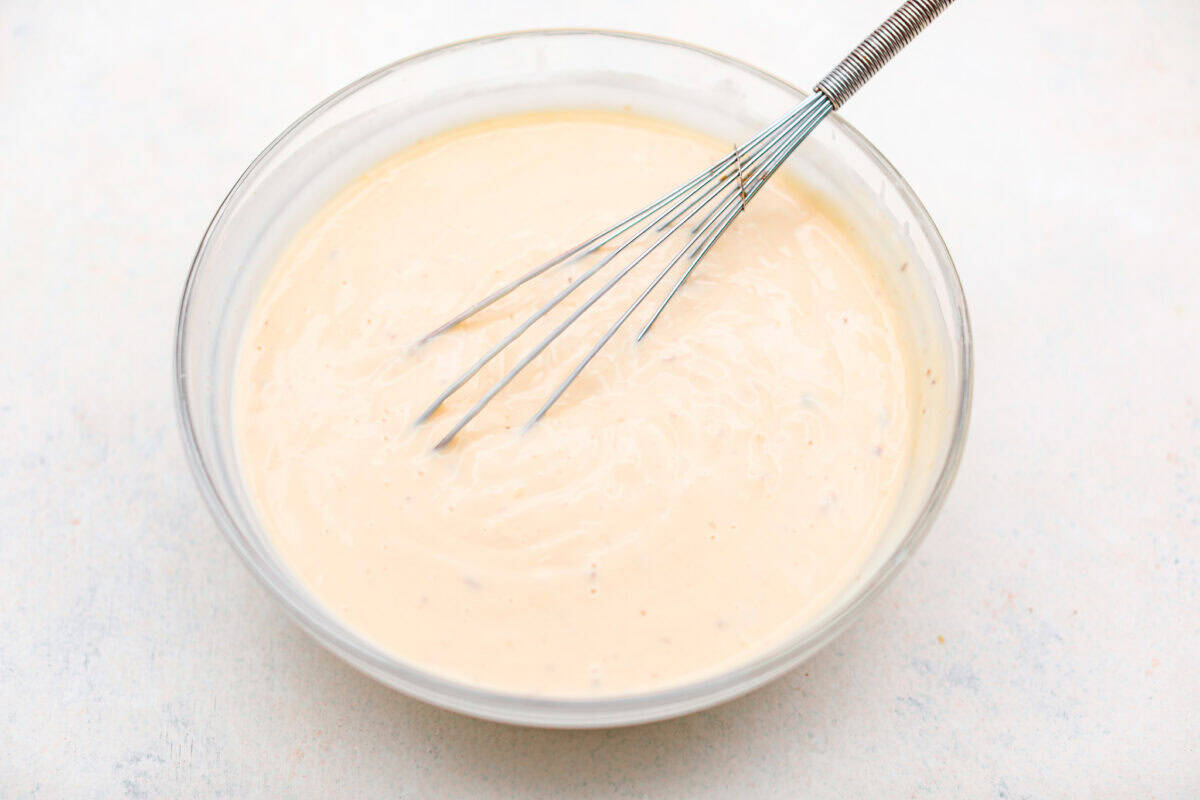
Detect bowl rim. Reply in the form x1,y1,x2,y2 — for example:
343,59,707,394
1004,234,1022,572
174,27,973,727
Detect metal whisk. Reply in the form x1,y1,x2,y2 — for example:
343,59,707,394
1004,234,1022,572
417,0,955,448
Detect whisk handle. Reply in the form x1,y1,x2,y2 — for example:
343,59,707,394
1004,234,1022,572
814,0,955,109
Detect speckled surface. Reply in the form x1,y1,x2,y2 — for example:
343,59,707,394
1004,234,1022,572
2,0,1198,796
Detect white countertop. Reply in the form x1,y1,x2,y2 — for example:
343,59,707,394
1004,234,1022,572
3,0,1198,795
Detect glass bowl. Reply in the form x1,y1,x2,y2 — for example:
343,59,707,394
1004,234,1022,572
175,30,972,728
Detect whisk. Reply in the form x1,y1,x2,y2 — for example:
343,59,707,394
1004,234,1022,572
417,0,955,448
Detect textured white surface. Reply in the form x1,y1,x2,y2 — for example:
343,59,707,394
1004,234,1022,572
2,0,1198,796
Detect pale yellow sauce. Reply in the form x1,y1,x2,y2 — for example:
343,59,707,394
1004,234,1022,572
236,111,918,695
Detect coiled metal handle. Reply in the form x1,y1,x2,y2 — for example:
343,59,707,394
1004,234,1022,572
814,0,955,109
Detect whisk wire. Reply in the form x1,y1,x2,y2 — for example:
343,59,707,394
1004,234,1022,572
430,169,746,449
425,94,833,447
415,157,739,427
527,188,753,430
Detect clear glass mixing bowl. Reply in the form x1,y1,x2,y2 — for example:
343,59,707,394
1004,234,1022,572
175,30,972,727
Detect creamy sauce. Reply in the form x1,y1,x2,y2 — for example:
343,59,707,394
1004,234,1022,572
235,111,918,695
